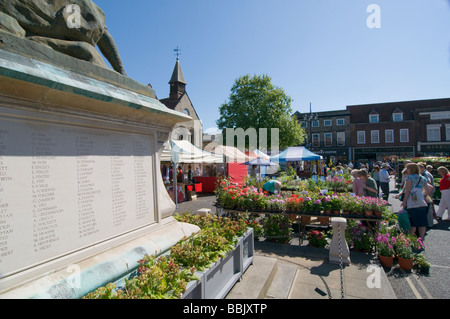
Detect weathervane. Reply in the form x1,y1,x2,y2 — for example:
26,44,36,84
174,46,181,60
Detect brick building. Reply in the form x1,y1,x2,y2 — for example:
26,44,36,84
347,98,450,162
294,109,351,164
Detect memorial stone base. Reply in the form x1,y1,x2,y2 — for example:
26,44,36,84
0,37,199,298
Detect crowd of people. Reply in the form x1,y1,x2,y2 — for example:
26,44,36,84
347,159,450,240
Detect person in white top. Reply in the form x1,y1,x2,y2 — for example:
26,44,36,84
379,164,391,201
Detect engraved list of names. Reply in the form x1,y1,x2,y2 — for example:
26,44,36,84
0,115,155,278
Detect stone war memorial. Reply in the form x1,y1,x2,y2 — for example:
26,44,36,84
0,0,200,298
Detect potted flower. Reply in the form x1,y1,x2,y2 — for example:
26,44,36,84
267,197,285,213
347,221,374,253
321,195,332,215
348,196,364,217
285,194,304,221
329,194,341,215
306,230,328,248
374,232,396,268
394,233,415,271
362,198,374,217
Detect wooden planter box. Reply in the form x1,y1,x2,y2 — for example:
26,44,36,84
182,228,254,299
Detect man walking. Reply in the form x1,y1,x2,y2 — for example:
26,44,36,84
379,163,391,201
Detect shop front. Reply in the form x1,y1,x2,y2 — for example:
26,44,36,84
417,142,450,157
313,147,349,165
353,146,415,162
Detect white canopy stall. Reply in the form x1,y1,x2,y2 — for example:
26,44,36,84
161,139,224,206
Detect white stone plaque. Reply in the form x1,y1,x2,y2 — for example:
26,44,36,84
0,113,156,278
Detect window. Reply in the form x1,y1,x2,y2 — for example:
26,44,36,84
183,108,190,116
324,119,332,127
385,129,394,143
312,120,319,128
324,133,332,146
446,124,450,141
300,121,307,128
336,118,345,126
357,131,366,144
371,130,379,144
400,129,409,143
369,114,379,123
427,125,441,142
337,132,345,146
312,133,320,147
393,112,403,122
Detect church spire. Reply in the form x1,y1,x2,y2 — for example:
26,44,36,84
169,58,186,100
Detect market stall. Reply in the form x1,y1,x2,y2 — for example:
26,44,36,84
270,146,323,179
208,145,257,185
161,139,224,205
270,146,323,162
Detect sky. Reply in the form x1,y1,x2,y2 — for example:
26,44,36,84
94,0,450,133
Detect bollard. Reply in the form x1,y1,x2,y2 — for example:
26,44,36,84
329,217,350,265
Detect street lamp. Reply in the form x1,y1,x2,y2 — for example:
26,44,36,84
303,103,318,148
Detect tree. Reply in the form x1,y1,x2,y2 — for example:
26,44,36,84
216,74,305,150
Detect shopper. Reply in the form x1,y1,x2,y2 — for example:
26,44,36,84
419,162,436,223
351,169,365,196
263,180,282,195
379,164,391,201
371,165,381,196
358,169,378,198
401,163,433,239
436,166,450,221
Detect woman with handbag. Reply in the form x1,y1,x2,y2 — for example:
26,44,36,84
401,163,433,239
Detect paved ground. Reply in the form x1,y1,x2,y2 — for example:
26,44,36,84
385,179,450,299
175,193,394,299
174,177,449,299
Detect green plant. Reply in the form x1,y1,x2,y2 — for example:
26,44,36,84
414,254,430,274
262,214,292,244
83,255,199,299
170,228,233,271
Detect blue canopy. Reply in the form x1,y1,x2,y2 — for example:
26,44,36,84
270,146,323,162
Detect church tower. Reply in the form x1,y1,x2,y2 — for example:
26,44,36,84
169,58,187,101
159,57,203,148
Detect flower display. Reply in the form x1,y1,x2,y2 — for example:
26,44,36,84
307,230,328,247
347,221,374,252
215,178,388,219
374,232,396,257
394,233,425,259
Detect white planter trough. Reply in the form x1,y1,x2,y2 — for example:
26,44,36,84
182,228,254,299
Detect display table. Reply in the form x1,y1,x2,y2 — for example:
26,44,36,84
215,205,382,245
